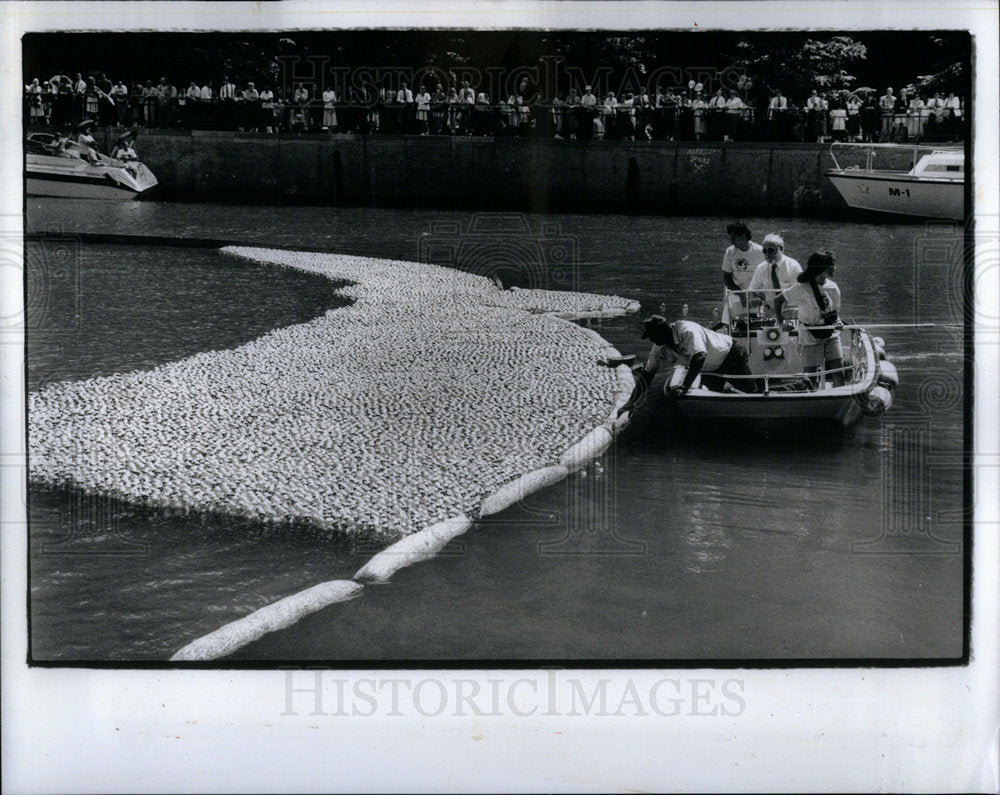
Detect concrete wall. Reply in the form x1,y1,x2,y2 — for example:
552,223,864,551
115,130,924,215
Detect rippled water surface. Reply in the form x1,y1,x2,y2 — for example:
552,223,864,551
25,198,967,661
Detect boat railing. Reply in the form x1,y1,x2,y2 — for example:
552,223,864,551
827,141,963,173
696,313,869,394
680,359,856,396
725,287,786,302
723,287,789,338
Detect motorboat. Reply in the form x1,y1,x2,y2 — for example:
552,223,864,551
666,291,898,427
25,132,158,200
825,143,964,221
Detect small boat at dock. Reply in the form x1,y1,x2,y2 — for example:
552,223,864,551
25,132,158,200
825,143,964,220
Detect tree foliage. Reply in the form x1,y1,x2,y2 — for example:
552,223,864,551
913,37,967,95
23,31,969,104
724,35,868,103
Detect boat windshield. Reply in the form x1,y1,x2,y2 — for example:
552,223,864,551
26,134,79,158
911,153,964,178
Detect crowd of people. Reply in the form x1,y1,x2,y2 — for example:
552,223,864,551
24,71,966,144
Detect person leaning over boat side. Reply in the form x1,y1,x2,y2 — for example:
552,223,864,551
747,233,802,322
617,317,759,416
782,250,845,388
721,221,766,326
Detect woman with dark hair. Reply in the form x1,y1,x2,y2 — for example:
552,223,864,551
721,221,765,325
782,250,845,387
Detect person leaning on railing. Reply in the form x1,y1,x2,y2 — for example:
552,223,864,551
474,91,494,136
260,85,276,133
723,90,745,141
218,77,237,130
878,87,896,141
570,86,591,140
845,94,862,142
415,86,431,134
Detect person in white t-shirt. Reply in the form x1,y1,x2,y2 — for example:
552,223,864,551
721,221,766,325
723,92,745,141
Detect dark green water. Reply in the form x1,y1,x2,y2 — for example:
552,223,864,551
25,198,966,661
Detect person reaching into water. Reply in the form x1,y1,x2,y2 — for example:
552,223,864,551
781,250,845,388
617,315,759,416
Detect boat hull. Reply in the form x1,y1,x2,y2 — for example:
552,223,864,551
666,326,885,428
673,388,866,426
826,171,964,220
25,142,158,201
26,173,149,200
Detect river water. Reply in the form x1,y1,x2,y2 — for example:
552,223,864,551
25,198,967,662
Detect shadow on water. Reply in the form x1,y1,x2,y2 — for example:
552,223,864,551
625,400,856,454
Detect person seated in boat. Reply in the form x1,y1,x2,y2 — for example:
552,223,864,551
46,135,73,156
75,119,101,163
111,130,138,162
721,221,766,326
617,316,760,416
782,250,845,388
747,233,802,323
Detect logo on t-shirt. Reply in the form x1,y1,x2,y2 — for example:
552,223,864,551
735,257,750,272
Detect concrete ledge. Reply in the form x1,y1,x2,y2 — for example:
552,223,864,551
98,130,873,214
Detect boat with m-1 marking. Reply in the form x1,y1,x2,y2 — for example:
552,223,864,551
825,143,964,221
